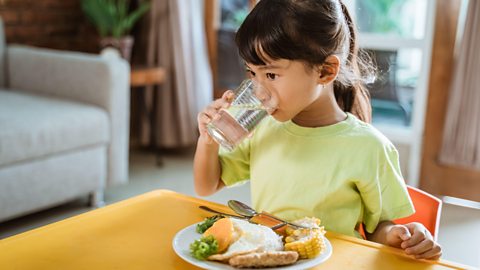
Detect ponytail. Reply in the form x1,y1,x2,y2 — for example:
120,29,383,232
335,0,372,123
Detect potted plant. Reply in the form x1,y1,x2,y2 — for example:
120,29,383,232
82,0,150,61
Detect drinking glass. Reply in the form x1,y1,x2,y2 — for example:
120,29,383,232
207,79,277,151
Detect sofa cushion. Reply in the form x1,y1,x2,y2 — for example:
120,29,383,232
0,90,109,167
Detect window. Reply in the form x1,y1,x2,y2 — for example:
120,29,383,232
216,0,250,92
356,0,427,39
345,0,436,184
366,48,422,127
346,0,430,129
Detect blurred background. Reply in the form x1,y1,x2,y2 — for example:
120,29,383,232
0,0,479,268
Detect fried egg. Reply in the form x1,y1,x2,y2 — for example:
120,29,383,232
208,218,283,261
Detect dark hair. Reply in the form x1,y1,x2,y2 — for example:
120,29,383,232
235,0,373,122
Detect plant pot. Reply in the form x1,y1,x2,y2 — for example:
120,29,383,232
99,36,134,61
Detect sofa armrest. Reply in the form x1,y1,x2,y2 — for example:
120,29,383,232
7,45,130,186
7,45,129,110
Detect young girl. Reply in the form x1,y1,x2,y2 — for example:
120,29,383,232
194,0,441,260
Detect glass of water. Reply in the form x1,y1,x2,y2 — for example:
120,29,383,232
207,79,277,151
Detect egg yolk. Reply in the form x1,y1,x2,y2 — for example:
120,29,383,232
203,218,234,253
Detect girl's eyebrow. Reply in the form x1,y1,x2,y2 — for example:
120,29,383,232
259,65,282,70
244,63,283,70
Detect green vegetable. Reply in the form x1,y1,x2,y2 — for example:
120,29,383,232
189,235,219,260
196,215,223,234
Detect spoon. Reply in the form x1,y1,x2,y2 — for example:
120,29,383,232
227,200,256,217
198,205,248,220
227,200,310,229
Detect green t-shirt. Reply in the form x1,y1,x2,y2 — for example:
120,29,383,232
219,113,414,238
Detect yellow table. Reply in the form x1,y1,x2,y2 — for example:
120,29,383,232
0,190,471,269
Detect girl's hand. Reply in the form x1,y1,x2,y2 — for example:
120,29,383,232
197,90,235,144
386,222,442,260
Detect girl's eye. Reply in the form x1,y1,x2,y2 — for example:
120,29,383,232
266,73,277,80
246,69,256,77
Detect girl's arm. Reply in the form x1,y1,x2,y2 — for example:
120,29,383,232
193,136,224,196
193,91,234,196
366,221,442,260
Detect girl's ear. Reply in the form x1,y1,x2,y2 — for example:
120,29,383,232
317,55,340,85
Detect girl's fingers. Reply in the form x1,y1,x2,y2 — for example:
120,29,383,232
200,103,223,122
399,223,441,260
209,91,234,110
204,106,219,118
198,111,212,124
401,225,426,248
415,244,442,260
387,225,411,247
212,98,227,110
205,96,231,121
202,92,234,118
391,225,411,241
404,238,434,255
222,90,235,102
197,93,234,144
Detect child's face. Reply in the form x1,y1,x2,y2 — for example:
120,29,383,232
245,59,325,122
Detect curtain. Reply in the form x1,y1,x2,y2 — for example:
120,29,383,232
132,0,213,148
439,0,480,169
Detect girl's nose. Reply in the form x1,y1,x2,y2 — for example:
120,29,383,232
255,88,270,102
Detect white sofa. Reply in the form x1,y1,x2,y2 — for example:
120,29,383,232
0,19,130,222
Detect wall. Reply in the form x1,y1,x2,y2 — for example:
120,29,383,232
0,0,98,53
395,142,411,179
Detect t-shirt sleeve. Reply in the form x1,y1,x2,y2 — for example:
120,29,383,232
218,138,251,186
358,144,415,233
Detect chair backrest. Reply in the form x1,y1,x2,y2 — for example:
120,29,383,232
394,185,442,241
358,185,442,241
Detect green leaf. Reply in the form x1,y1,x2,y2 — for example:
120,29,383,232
118,0,128,21
123,2,150,33
81,0,150,37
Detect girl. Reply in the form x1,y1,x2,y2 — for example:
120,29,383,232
194,0,441,260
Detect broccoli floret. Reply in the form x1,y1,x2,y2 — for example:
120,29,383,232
196,215,223,233
189,235,219,260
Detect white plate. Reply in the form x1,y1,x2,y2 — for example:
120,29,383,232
172,223,332,270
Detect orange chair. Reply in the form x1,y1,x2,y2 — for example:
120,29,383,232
359,185,442,241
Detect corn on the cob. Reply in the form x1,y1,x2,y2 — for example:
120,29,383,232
283,217,326,259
